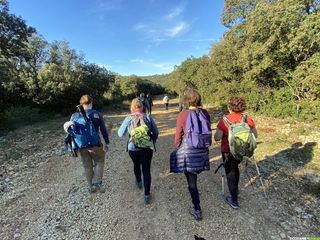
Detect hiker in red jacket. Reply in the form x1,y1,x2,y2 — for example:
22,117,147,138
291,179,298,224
214,97,258,209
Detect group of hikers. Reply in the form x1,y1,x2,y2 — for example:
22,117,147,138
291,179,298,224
63,88,258,221
137,92,171,113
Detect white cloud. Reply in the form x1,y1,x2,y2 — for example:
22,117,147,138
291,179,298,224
130,58,144,63
132,4,190,42
165,7,184,20
97,0,123,11
97,63,113,69
132,23,146,31
129,58,173,70
166,22,189,37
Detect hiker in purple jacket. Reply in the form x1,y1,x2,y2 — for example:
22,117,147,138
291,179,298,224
170,88,211,220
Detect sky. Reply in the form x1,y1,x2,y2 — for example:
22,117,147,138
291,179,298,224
9,0,227,76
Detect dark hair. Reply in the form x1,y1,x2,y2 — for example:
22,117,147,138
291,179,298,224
184,88,202,108
227,97,246,112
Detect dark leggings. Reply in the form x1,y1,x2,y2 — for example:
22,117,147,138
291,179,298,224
185,172,201,211
129,149,153,195
223,154,241,203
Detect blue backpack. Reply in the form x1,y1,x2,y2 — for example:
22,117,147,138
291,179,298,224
71,109,101,149
185,109,212,149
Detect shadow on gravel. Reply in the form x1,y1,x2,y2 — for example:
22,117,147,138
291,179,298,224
256,141,318,197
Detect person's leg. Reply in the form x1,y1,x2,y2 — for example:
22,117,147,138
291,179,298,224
166,103,169,110
224,154,240,204
129,151,142,184
79,148,94,188
141,148,153,196
91,146,106,184
185,172,201,211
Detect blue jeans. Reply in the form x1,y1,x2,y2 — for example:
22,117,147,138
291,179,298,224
129,148,153,195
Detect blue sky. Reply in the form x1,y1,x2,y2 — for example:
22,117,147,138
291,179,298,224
9,0,226,76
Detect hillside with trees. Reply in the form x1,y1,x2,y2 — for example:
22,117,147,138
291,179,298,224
166,0,320,121
0,0,164,132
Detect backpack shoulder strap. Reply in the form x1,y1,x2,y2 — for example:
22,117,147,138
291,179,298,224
223,115,232,127
130,113,144,128
241,114,247,123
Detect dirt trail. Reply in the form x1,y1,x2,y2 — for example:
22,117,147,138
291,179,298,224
0,98,319,240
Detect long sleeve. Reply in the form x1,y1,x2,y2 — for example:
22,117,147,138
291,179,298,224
174,111,188,149
98,112,109,145
118,116,131,137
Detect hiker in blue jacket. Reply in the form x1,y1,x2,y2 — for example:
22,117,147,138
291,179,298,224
170,88,211,220
118,98,158,204
64,95,109,193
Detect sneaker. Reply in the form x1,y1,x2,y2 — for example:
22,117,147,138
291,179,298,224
144,194,151,204
225,196,239,209
136,181,142,189
89,185,98,194
189,207,203,221
95,183,106,193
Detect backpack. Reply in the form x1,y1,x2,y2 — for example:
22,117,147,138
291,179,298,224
223,114,257,161
71,109,101,149
185,109,212,149
129,114,154,149
139,98,148,113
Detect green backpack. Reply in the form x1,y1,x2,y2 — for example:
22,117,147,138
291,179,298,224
130,114,153,149
223,114,257,161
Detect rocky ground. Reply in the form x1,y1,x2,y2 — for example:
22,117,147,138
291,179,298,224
0,98,319,240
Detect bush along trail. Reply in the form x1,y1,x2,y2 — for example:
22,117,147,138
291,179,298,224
0,97,319,240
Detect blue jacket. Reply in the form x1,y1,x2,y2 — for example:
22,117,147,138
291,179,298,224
70,109,109,145
170,140,210,173
118,114,158,151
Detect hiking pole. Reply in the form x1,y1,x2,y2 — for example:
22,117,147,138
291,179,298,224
214,161,225,195
252,156,268,201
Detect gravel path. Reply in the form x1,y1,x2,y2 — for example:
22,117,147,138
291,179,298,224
0,99,319,240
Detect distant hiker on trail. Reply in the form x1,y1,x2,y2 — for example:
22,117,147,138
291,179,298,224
139,93,151,114
163,95,169,110
170,88,212,220
146,93,153,114
118,98,158,204
214,96,258,209
63,95,109,194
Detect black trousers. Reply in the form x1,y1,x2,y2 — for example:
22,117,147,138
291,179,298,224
129,149,153,195
185,172,201,211
223,154,241,203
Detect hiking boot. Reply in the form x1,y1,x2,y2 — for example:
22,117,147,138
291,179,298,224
144,194,151,204
136,181,143,189
225,196,239,209
94,183,106,193
189,207,203,221
89,185,98,194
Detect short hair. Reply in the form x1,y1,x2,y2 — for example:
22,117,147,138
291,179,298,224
183,88,202,108
80,94,92,105
130,98,143,113
227,97,246,112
